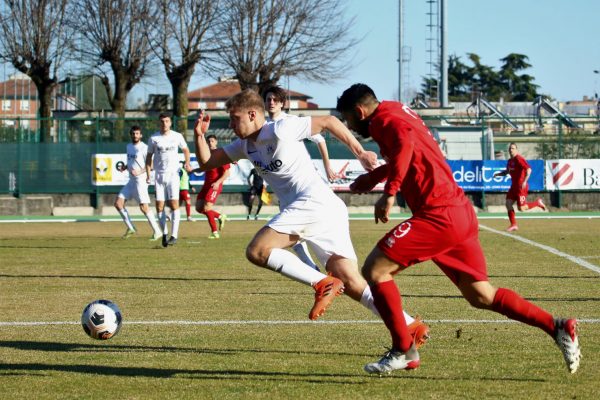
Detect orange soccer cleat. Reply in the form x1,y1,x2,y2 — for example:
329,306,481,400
407,317,430,349
309,276,344,320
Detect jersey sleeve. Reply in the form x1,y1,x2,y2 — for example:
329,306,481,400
308,133,325,143
517,155,530,170
274,116,311,141
178,133,189,150
146,137,155,154
222,139,245,162
379,120,414,196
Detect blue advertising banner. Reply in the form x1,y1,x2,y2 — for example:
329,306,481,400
448,160,544,191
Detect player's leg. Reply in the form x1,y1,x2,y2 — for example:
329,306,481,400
247,190,255,219
115,186,136,236
165,178,181,244
255,189,263,219
292,241,319,271
246,225,342,320
139,203,161,240
180,190,193,220
505,197,518,231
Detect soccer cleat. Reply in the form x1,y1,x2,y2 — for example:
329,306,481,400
217,214,227,231
246,215,250,220
364,343,420,374
208,231,220,239
122,228,136,239
167,236,177,246
187,216,194,222
537,198,546,211
407,317,430,349
309,276,344,320
150,232,162,241
161,234,169,248
507,225,519,232
254,215,259,220
554,318,581,373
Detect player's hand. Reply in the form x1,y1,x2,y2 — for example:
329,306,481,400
350,173,377,194
184,162,192,173
194,110,211,137
358,150,378,171
374,194,394,224
325,167,338,182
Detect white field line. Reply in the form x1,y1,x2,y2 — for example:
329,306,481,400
1,319,600,327
479,224,600,274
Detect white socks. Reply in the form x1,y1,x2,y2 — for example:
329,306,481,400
118,208,135,231
266,248,326,286
360,286,415,324
292,241,319,270
171,210,180,239
145,209,161,235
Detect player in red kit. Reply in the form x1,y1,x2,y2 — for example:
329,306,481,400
494,142,546,231
336,83,580,375
195,134,230,239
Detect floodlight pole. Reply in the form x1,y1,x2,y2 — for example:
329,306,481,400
398,0,403,103
439,0,448,107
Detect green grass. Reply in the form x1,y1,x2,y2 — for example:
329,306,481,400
1,218,599,399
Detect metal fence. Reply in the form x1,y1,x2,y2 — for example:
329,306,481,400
1,115,599,196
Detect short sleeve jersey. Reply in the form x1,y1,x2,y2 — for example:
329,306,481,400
369,101,466,213
203,162,231,185
222,115,329,208
507,154,530,189
126,142,148,182
147,130,188,176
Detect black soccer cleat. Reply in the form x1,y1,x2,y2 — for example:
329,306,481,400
162,234,168,248
167,236,177,246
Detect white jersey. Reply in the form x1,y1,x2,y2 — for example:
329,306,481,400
147,130,188,177
126,142,148,182
223,116,331,209
269,112,325,144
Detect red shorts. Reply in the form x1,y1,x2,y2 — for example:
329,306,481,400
377,203,488,285
179,190,190,202
197,183,222,203
507,184,529,207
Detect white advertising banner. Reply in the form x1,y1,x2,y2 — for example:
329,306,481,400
545,159,600,191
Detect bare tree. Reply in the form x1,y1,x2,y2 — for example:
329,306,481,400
73,0,154,140
146,0,220,132
210,0,359,94
0,0,72,142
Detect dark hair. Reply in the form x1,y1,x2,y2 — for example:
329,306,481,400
158,113,171,120
206,134,217,141
336,83,378,113
262,85,287,103
129,125,141,134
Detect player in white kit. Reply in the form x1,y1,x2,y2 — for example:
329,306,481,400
115,125,162,240
263,85,336,272
145,113,192,247
192,90,431,345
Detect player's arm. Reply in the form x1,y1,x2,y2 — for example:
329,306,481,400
522,167,532,188
494,168,508,177
182,146,192,172
311,115,378,171
213,167,231,188
145,152,153,183
350,164,389,194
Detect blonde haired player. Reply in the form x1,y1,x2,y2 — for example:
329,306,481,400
193,89,429,347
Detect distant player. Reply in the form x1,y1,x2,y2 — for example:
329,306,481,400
195,134,230,239
193,89,430,348
145,113,192,247
114,125,162,240
494,142,546,231
336,83,580,374
247,167,264,220
179,164,194,222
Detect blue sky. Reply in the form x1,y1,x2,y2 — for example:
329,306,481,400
125,0,600,108
280,0,600,108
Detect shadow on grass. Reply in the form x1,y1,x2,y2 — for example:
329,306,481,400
0,361,546,383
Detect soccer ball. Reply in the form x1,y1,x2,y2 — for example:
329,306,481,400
81,300,122,340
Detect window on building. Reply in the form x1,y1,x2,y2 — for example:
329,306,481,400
20,100,29,111
2,100,11,111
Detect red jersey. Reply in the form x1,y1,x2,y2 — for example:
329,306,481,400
506,154,530,190
204,163,230,185
368,101,466,213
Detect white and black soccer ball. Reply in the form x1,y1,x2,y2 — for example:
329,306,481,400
81,300,122,340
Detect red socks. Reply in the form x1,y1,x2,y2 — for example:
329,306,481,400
202,210,220,232
371,280,413,352
508,209,516,226
492,288,555,336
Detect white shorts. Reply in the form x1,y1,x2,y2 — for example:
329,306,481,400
118,178,150,204
267,192,357,265
154,173,180,202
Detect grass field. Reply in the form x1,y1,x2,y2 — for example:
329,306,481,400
1,216,599,399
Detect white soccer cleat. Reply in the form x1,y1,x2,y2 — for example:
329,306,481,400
364,343,420,374
554,318,581,373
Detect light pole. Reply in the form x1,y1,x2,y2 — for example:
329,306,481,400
595,70,599,132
